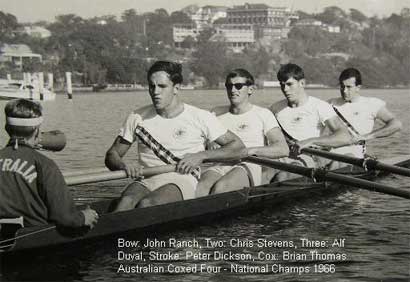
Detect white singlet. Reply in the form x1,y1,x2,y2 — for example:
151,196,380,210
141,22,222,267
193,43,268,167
271,96,336,141
328,96,386,158
207,105,279,185
119,103,227,199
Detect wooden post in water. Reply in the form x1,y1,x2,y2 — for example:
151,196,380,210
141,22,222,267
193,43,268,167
7,74,11,83
47,73,54,91
66,72,73,99
39,72,44,100
27,73,34,100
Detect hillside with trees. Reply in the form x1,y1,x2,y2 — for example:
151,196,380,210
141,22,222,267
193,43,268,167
0,6,409,88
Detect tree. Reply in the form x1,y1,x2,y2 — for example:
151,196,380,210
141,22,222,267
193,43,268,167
191,40,227,87
144,11,173,45
287,26,331,56
349,8,367,23
170,11,193,24
181,36,196,49
121,9,138,22
0,11,19,40
315,6,347,24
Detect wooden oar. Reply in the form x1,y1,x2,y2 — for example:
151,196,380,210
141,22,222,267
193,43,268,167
301,147,410,177
62,168,109,177
245,156,410,199
66,165,176,186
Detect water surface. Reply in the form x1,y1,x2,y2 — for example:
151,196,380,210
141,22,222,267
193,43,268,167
0,88,409,281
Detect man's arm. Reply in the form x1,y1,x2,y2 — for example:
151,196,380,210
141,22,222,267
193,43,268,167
176,131,247,174
247,127,289,158
296,116,352,150
44,163,98,228
105,136,142,178
363,106,402,140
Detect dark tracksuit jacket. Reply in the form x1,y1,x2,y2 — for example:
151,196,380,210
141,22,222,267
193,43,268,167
0,144,84,227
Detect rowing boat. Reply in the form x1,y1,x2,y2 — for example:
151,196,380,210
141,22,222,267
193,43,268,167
1,155,409,254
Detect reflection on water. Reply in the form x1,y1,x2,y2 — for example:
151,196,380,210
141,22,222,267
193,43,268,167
0,89,409,281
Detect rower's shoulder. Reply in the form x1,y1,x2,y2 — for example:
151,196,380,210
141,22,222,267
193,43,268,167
251,105,275,117
327,97,344,106
132,105,156,120
211,105,230,116
269,100,288,114
361,96,386,105
183,104,219,122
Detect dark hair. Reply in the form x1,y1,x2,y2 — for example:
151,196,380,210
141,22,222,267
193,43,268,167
277,63,305,82
339,68,362,86
147,61,183,85
225,68,255,85
5,99,42,138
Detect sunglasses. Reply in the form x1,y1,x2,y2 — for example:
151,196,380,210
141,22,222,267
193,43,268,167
225,83,250,90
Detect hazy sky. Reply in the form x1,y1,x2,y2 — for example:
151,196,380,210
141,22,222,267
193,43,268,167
1,0,409,23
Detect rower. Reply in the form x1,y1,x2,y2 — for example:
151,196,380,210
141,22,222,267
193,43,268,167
269,63,352,181
105,61,246,211
328,68,402,159
0,99,98,228
196,68,289,196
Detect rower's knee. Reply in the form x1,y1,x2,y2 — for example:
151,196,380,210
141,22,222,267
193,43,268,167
271,171,289,183
114,183,149,212
114,195,139,212
196,181,212,197
211,180,228,194
138,197,156,208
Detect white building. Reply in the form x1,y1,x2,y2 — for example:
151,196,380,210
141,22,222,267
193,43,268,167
227,3,296,27
189,6,227,28
22,26,51,38
173,24,202,47
211,24,255,52
295,19,340,33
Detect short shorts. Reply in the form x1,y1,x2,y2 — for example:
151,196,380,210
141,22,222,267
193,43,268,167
204,162,261,186
137,172,197,200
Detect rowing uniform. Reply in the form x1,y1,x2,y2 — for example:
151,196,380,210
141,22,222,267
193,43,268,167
0,144,84,227
328,96,386,158
205,105,279,185
119,103,227,199
270,96,337,167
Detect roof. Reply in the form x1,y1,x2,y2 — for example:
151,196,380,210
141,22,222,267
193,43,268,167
231,3,271,10
0,44,41,58
23,26,51,38
1,44,33,54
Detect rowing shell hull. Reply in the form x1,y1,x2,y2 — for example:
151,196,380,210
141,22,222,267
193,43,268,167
2,155,409,254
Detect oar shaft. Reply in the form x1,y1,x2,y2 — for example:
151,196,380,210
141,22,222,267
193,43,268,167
66,165,176,186
245,156,312,177
301,147,363,166
245,156,410,199
372,163,410,177
302,148,410,177
326,171,410,199
62,168,109,177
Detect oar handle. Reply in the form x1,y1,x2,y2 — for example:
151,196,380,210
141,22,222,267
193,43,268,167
65,165,176,186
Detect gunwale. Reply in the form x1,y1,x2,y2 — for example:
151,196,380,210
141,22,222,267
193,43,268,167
1,154,409,254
